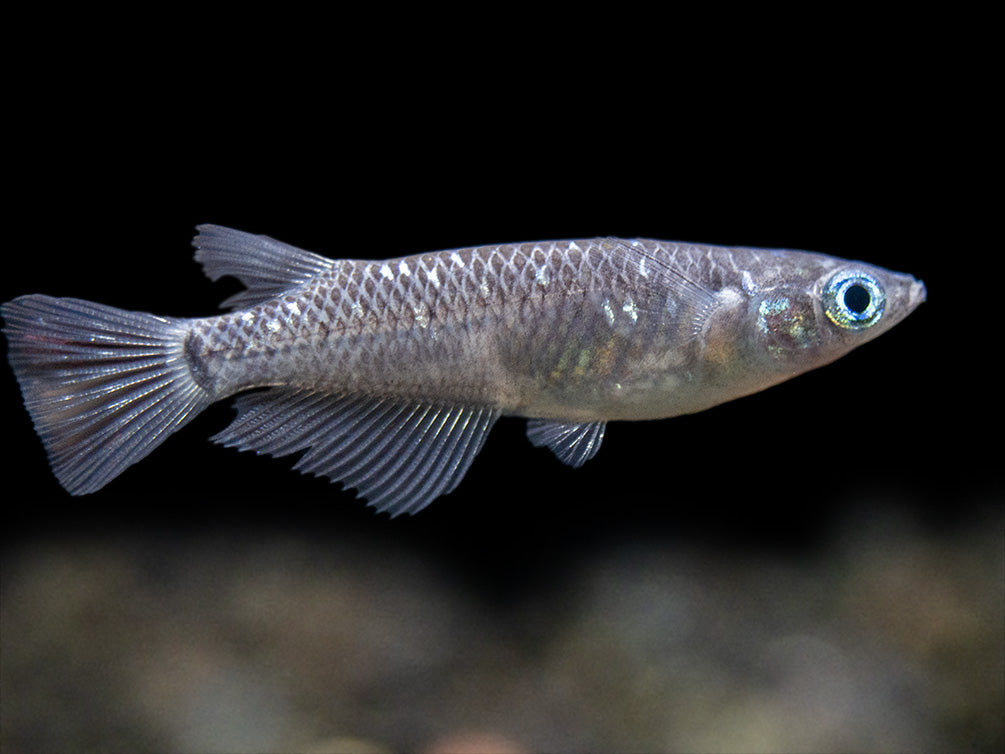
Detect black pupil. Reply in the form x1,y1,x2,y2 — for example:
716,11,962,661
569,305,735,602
843,283,871,314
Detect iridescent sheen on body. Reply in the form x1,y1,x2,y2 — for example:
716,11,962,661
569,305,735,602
2,226,926,514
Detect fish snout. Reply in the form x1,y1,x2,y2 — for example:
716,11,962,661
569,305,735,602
908,277,927,311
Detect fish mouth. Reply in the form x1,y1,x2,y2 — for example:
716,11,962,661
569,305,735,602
908,277,927,311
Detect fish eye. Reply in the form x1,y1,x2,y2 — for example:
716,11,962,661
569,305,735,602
823,270,885,330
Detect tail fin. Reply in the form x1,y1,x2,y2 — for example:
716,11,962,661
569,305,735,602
2,295,212,494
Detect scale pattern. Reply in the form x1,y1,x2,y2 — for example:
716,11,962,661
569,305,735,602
185,238,697,410
2,225,926,510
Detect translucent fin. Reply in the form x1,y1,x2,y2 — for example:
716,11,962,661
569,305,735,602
600,237,718,341
527,418,606,467
1,295,212,494
192,224,334,310
212,388,500,516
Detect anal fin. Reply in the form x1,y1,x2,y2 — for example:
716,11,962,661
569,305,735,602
527,418,606,467
212,388,499,515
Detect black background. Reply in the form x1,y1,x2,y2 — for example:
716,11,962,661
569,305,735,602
2,44,996,597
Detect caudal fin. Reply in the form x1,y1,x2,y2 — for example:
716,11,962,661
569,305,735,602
2,295,211,494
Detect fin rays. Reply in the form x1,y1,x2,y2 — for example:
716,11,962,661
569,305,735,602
213,389,499,515
527,418,606,467
2,295,211,495
193,224,334,309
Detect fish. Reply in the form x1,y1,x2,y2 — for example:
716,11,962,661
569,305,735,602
2,225,926,515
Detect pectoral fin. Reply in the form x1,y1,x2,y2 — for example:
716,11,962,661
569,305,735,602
598,237,718,340
213,388,499,515
527,418,606,467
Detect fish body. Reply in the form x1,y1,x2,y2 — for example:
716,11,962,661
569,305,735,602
2,226,926,514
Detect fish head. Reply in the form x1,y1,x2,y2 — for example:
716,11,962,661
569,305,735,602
744,255,926,376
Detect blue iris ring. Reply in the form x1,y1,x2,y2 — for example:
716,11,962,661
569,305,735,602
823,270,885,330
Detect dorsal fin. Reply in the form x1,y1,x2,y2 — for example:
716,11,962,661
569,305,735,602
527,418,606,467
211,388,500,516
192,225,334,310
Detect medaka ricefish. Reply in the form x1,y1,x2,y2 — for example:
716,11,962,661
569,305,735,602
2,226,926,514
